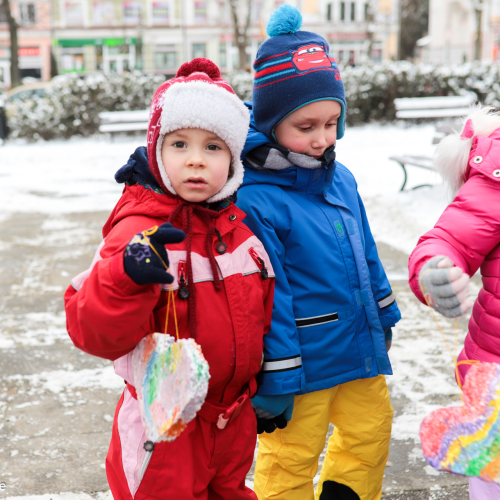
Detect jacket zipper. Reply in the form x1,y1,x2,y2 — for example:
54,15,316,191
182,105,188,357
138,443,154,483
178,261,189,299
248,248,268,280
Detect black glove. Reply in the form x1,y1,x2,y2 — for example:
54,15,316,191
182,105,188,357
251,394,295,434
123,223,185,286
256,414,289,434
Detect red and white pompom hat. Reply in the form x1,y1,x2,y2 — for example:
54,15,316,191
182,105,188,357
147,58,250,203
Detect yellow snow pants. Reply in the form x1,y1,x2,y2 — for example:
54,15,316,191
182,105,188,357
254,375,393,500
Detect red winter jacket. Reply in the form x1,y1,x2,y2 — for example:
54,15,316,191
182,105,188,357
64,183,275,407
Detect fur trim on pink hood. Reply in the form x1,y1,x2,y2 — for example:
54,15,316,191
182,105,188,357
408,105,500,382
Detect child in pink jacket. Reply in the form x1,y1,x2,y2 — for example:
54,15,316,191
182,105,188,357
408,105,500,499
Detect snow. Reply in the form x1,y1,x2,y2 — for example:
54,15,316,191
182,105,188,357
3,494,112,500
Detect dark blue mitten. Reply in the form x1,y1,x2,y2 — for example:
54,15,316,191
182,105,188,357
124,223,185,286
251,393,295,434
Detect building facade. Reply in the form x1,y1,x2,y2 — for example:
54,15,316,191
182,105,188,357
0,0,399,86
302,0,399,64
423,0,500,64
0,0,53,86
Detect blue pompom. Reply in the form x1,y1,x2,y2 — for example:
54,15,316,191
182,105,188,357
266,4,302,37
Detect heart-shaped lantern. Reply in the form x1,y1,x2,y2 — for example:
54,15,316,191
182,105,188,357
420,362,500,482
132,333,210,442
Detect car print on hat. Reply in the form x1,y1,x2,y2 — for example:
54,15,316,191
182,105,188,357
292,44,332,72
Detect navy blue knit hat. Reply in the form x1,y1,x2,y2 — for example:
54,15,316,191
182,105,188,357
252,5,346,140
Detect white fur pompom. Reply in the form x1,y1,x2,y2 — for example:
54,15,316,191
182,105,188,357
434,105,500,197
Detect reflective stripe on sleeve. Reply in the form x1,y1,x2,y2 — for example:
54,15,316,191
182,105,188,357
378,291,395,310
262,355,302,373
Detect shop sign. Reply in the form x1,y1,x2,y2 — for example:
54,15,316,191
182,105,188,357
58,38,136,47
19,47,40,57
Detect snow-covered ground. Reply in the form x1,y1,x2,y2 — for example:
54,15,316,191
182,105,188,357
0,125,471,498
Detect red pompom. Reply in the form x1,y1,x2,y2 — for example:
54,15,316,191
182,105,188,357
176,58,221,79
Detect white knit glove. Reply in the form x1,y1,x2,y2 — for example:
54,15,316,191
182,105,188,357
419,256,473,318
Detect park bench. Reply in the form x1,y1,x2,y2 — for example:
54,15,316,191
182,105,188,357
98,109,149,138
389,94,475,191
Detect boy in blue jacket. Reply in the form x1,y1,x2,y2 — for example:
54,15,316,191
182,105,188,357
236,6,401,500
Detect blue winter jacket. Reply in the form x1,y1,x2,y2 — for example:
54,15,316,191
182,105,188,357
236,107,401,396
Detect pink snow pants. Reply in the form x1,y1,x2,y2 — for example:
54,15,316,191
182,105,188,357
470,477,500,499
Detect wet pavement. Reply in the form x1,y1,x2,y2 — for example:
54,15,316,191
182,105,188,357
0,209,471,499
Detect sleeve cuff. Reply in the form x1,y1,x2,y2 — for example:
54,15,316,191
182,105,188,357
384,328,393,341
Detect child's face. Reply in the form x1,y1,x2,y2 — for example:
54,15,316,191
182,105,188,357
274,100,342,159
161,128,231,203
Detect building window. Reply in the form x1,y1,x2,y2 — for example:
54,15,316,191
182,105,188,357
364,2,369,20
219,42,227,68
338,50,344,62
194,1,206,23
123,1,141,25
350,2,356,21
192,43,206,58
61,47,85,72
155,45,177,69
92,1,114,25
326,3,332,21
19,3,36,25
340,2,345,21
64,1,84,26
152,2,169,25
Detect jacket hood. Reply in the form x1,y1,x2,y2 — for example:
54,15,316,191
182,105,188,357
241,103,272,160
115,146,163,192
241,104,336,190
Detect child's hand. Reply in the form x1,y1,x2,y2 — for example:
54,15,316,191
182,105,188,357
124,223,185,286
251,393,295,434
419,256,473,318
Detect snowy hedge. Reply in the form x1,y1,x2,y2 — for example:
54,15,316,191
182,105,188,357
6,72,165,140
341,61,500,125
6,61,500,140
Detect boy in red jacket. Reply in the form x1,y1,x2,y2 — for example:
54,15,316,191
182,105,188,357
64,58,275,500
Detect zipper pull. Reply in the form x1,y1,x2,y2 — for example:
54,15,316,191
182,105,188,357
178,261,189,299
248,248,268,280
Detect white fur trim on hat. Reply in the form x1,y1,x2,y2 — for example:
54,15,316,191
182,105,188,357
435,105,500,198
155,80,250,203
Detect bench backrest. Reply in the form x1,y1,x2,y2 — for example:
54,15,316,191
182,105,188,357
394,94,475,120
99,109,150,124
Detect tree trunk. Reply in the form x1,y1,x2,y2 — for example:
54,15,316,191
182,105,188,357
229,0,252,71
365,1,376,60
474,6,483,61
0,0,21,88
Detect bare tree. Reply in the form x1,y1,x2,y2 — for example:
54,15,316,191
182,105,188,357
0,0,21,88
399,0,429,61
364,0,377,60
228,0,252,71
472,0,485,60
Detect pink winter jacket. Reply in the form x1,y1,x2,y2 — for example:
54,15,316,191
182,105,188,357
409,128,500,383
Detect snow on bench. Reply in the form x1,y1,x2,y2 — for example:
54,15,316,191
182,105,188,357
98,109,149,136
394,94,475,120
390,94,475,190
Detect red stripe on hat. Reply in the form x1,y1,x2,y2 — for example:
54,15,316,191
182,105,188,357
253,68,337,89
254,51,290,66
254,61,294,79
